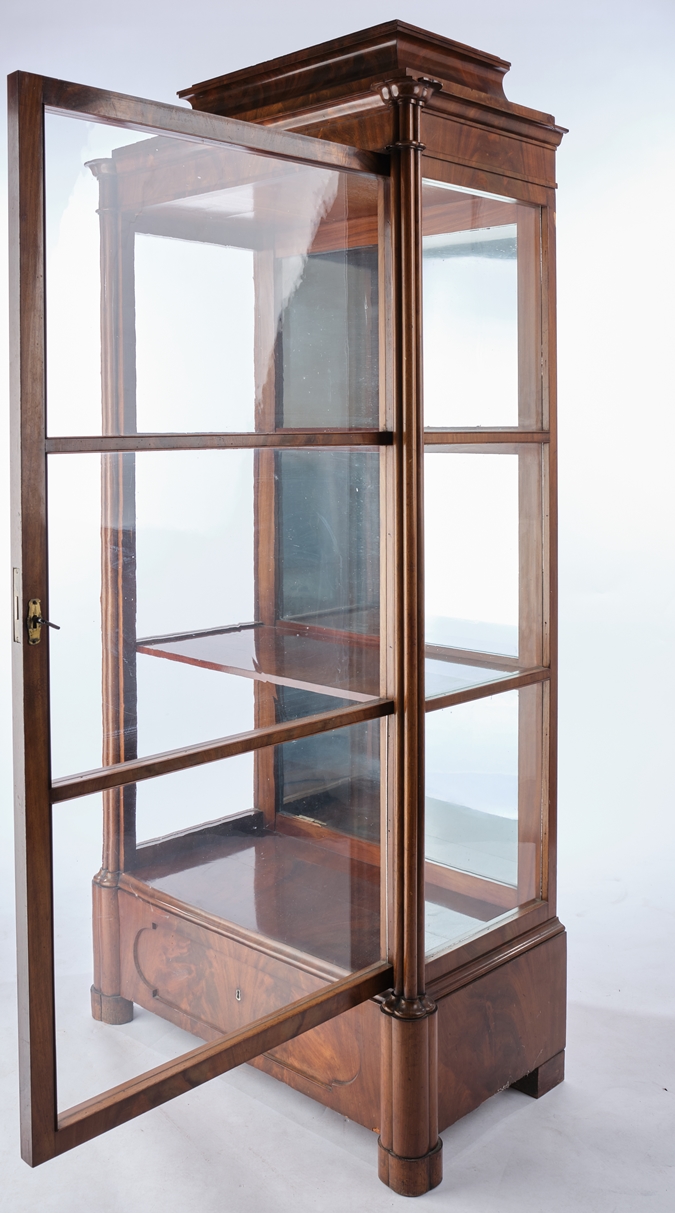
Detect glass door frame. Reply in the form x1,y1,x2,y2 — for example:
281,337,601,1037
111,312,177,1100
9,70,395,1166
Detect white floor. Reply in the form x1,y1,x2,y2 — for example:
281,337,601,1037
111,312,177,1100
0,834,673,1213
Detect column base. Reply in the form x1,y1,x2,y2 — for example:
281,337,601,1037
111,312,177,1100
91,985,134,1024
511,1049,565,1098
378,1138,443,1197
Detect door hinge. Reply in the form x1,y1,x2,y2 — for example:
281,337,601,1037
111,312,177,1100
12,569,21,643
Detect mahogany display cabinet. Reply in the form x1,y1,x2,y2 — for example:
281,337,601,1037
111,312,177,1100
10,21,566,1196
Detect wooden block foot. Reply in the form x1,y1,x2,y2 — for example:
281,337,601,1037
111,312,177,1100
511,1049,565,1098
91,985,134,1024
378,1138,443,1197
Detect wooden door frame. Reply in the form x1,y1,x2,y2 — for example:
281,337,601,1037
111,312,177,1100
9,69,393,1166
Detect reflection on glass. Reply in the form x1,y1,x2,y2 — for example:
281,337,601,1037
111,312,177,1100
134,236,256,432
422,180,537,428
424,452,519,676
53,722,381,1110
47,449,380,779
45,113,380,435
425,689,540,957
424,658,514,700
277,717,380,844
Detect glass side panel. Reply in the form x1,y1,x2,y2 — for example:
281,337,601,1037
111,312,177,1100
424,687,541,958
53,723,382,1112
45,112,381,436
47,448,380,780
422,179,540,428
425,452,520,672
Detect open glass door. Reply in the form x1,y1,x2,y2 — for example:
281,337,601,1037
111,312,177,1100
9,72,393,1164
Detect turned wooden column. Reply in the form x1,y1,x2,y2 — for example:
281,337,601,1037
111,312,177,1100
88,158,136,1025
377,77,442,1198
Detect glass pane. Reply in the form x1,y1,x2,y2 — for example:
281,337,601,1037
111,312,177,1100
425,452,520,678
53,724,382,1111
422,180,540,428
48,448,380,781
45,113,381,436
425,687,540,958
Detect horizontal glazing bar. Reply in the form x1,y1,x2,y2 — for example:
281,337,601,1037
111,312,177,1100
425,643,520,672
37,75,388,176
424,430,549,445
54,959,393,1153
425,667,549,713
51,698,394,803
45,431,394,453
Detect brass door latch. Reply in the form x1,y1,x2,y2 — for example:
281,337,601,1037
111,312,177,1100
26,599,60,645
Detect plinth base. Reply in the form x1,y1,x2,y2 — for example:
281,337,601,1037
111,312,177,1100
378,1138,443,1197
91,986,134,1024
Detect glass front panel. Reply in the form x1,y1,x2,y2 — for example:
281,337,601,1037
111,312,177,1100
53,723,382,1111
45,113,381,436
425,451,520,671
425,686,541,957
422,180,540,428
48,448,380,781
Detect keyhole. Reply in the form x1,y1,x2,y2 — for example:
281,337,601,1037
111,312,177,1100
235,988,241,1002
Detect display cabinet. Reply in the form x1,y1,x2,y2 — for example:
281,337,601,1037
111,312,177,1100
10,21,566,1196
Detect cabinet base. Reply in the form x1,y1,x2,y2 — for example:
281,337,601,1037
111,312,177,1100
378,1138,443,1197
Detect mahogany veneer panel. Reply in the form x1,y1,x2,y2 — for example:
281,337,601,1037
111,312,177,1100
116,866,565,1137
178,21,512,116
179,20,565,192
435,929,566,1129
250,1000,381,1131
255,928,566,1133
117,889,330,1041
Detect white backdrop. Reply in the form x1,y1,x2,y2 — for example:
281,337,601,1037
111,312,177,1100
0,3,673,1210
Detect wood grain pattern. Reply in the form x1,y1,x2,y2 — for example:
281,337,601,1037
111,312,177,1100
37,72,389,176
375,79,444,1196
51,698,394,803
250,917,565,1133
542,200,559,911
180,21,512,115
45,431,393,453
425,667,549,713
55,959,393,1154
251,998,381,1130
424,897,549,983
435,928,566,1129
511,1048,564,1098
423,429,549,445
9,68,58,1170
426,861,518,912
420,153,550,207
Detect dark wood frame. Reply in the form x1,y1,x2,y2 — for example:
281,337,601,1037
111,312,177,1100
11,23,565,1196
9,69,396,1167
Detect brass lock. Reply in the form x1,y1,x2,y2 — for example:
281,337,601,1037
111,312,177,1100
26,599,60,645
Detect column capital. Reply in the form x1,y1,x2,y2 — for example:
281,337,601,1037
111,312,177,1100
380,992,438,1020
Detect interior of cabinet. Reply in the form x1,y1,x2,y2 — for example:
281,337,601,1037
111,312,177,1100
87,130,535,1030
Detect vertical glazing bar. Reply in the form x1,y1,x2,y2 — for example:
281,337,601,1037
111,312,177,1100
253,248,278,828
88,157,136,1024
542,195,559,911
8,71,58,1166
